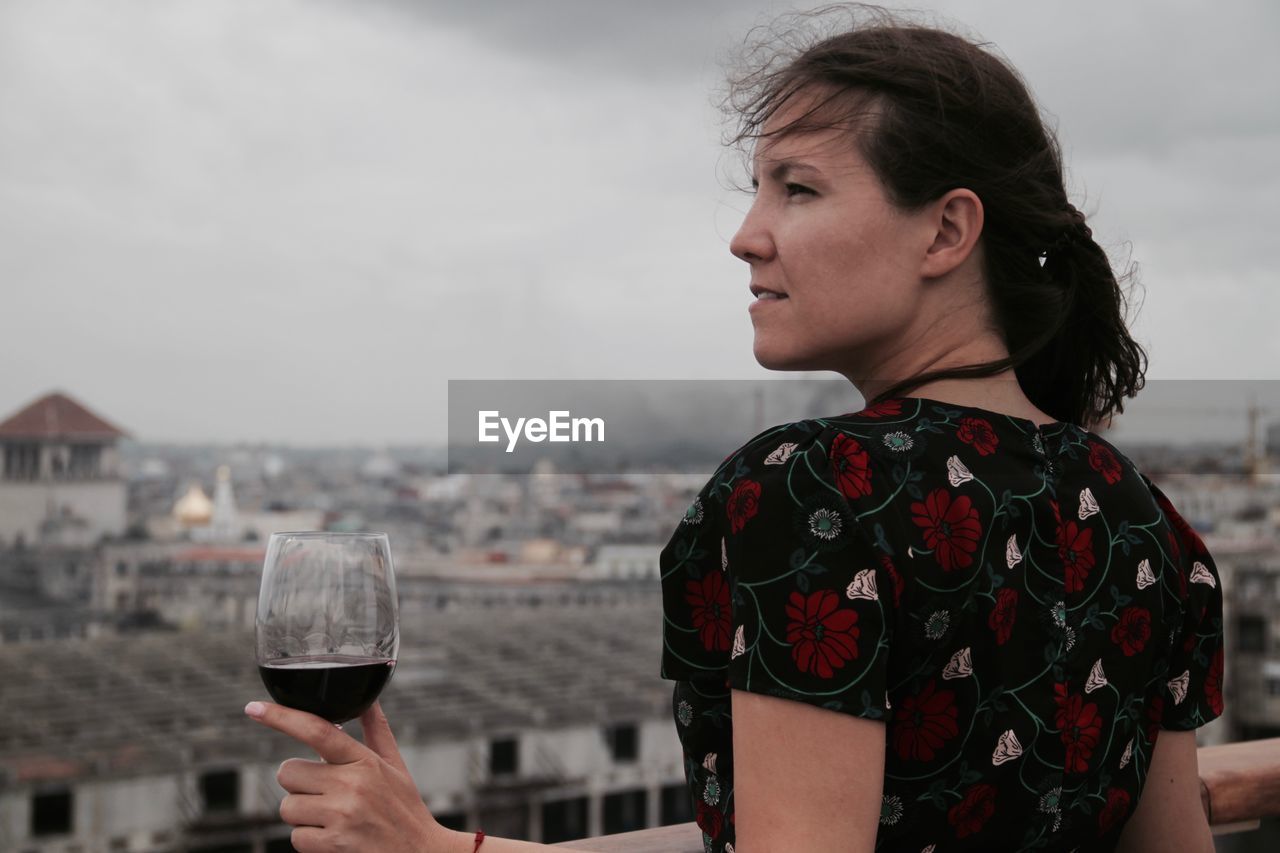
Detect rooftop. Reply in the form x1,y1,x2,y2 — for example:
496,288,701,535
0,598,667,787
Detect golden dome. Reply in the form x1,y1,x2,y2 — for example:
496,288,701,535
173,483,214,526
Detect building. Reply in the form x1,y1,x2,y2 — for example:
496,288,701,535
0,598,690,852
0,392,128,547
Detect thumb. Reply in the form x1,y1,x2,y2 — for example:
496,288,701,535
360,701,409,773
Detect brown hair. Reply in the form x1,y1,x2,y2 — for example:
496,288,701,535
718,3,1147,429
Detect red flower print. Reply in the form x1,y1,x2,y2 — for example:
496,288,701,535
830,433,872,499
956,417,999,456
891,679,960,761
695,799,722,840
1054,683,1103,773
1110,607,1152,656
911,488,983,571
1088,441,1123,485
1098,787,1132,836
948,783,997,838
859,399,904,418
1206,645,1225,717
988,587,1018,645
1057,518,1095,593
784,590,861,678
1145,693,1164,744
685,572,732,652
880,552,904,608
726,478,761,534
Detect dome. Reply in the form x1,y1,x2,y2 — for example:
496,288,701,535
173,483,213,526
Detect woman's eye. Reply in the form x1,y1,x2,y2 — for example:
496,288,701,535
784,183,814,197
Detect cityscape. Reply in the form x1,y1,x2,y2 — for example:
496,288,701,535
1,389,1279,851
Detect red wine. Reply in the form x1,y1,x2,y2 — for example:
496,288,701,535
258,655,395,724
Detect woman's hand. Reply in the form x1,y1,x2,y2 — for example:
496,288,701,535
244,699,457,853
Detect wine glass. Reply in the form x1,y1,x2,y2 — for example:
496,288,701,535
256,532,399,727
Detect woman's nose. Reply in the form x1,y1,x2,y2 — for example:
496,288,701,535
730,205,773,264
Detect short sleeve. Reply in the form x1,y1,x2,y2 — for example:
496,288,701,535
1142,473,1226,731
659,472,731,682
723,426,896,721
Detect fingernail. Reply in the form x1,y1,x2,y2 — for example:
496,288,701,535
245,701,266,718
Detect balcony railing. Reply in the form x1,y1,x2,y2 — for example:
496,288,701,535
555,738,1280,852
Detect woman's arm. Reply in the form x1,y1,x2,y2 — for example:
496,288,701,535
1114,728,1214,853
245,701,603,853
731,688,884,853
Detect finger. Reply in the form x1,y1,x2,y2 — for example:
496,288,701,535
245,701,370,765
291,826,327,852
358,701,409,774
279,792,328,827
276,757,331,795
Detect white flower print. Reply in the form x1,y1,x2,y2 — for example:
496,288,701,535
1136,558,1156,590
1064,625,1077,651
882,431,914,452
946,454,973,486
1119,738,1133,769
683,497,703,525
1168,670,1190,705
725,844,734,853
703,752,717,774
942,646,973,680
1038,786,1062,815
703,774,720,806
925,610,951,640
1085,659,1108,694
1078,487,1099,520
1051,601,1067,629
808,507,844,541
1006,534,1023,569
765,442,798,465
992,729,1023,765
880,794,904,825
1190,561,1216,588
721,537,728,571
730,624,745,660
677,700,692,727
846,568,878,601
1032,432,1045,455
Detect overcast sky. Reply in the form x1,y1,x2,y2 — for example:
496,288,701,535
1,0,1276,445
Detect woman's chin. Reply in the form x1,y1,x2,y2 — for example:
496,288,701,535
752,342,821,371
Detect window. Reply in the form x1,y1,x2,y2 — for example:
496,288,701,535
434,811,467,832
541,796,588,843
1239,616,1267,653
31,788,73,836
603,788,647,835
489,737,518,776
4,442,40,481
200,769,239,813
660,783,693,825
604,723,639,763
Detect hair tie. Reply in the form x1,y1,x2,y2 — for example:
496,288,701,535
1042,206,1092,257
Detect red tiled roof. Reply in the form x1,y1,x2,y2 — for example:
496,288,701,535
0,392,128,440
173,547,266,563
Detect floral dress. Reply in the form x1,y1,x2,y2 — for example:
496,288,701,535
659,396,1225,852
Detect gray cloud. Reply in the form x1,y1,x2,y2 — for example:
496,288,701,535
0,0,1274,444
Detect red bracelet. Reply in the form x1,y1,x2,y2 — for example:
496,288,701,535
472,829,485,852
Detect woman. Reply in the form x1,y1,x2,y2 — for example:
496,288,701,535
246,6,1226,852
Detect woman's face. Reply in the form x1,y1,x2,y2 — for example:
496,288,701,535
730,94,976,387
